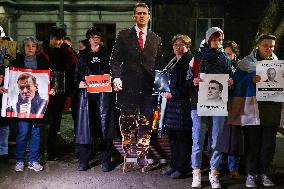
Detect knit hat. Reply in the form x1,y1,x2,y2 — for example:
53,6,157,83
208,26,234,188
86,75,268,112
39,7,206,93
206,27,223,44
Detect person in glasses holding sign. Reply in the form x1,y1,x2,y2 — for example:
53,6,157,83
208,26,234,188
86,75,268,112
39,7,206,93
75,27,116,172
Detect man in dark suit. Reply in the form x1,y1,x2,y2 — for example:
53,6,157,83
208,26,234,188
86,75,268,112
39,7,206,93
110,2,163,168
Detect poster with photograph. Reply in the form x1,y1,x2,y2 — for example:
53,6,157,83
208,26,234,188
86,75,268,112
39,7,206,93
153,69,170,94
1,67,50,118
256,60,284,102
197,73,229,116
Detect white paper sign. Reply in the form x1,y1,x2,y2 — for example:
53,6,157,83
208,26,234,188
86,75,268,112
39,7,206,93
197,73,229,116
256,60,284,102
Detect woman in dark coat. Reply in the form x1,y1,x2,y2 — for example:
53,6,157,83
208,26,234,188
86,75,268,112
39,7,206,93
75,27,116,172
161,34,193,179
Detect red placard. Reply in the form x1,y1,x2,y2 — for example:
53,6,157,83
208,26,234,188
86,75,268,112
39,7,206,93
85,74,112,93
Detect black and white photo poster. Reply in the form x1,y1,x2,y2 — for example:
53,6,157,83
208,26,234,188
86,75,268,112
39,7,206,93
1,67,50,118
197,73,229,116
256,60,284,102
153,69,170,94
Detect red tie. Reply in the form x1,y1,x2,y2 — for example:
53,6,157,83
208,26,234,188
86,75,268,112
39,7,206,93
138,31,143,49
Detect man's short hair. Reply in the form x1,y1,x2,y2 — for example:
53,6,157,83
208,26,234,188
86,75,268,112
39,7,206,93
85,27,102,39
256,34,276,44
267,67,276,73
209,80,223,92
17,73,37,85
49,26,66,39
133,3,150,14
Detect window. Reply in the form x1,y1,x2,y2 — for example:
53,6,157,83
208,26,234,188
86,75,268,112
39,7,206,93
36,23,56,41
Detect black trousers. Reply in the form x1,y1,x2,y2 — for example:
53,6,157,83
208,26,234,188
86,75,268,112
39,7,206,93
77,144,93,166
77,93,114,166
168,128,192,173
46,93,66,157
243,125,277,175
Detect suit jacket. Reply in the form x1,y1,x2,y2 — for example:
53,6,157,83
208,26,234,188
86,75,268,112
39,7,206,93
264,79,277,82
110,26,164,110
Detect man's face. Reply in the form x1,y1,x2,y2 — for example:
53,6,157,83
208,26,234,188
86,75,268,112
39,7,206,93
49,36,63,48
267,68,276,81
24,40,37,57
133,7,150,28
18,78,37,101
257,39,275,59
207,82,221,100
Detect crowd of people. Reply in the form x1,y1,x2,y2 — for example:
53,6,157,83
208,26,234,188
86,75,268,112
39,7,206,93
0,2,282,189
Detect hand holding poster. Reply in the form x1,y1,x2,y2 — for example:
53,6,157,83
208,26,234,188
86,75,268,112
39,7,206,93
85,74,112,93
197,73,229,116
256,60,284,102
1,67,50,118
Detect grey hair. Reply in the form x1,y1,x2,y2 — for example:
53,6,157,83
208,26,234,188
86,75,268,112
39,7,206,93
22,37,39,54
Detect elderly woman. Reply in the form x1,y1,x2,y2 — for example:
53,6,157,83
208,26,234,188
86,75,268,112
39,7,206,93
7,37,50,172
161,34,193,179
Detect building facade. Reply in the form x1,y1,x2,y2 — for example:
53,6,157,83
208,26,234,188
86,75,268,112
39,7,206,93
0,0,283,58
0,0,139,50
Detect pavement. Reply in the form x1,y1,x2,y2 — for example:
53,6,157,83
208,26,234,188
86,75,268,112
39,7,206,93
0,134,283,189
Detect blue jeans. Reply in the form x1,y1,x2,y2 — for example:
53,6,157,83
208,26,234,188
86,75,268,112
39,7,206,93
16,121,40,163
191,110,225,171
228,155,238,172
0,125,9,155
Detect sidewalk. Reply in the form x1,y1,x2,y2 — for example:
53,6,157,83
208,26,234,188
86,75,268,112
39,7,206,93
0,134,283,189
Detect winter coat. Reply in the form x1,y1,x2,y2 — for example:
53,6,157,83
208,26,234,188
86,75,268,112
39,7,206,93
228,49,281,127
41,41,77,96
164,52,193,130
190,43,231,110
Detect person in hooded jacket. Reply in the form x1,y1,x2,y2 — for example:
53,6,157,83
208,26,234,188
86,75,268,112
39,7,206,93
191,27,232,188
228,34,279,188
